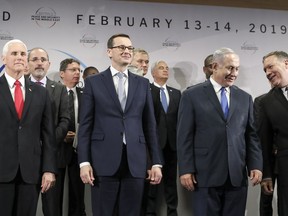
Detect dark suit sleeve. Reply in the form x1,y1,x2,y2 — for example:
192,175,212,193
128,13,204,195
257,97,274,179
245,95,263,173
41,89,58,174
55,85,70,145
143,81,162,166
177,90,196,176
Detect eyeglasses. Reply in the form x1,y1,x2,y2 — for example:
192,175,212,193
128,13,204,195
29,57,48,63
110,45,135,52
66,68,82,73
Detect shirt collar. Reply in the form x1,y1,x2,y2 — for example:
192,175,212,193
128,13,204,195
209,77,230,94
153,82,167,89
30,76,47,86
110,66,128,77
66,86,76,94
5,72,25,89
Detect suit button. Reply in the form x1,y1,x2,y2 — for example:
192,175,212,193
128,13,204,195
19,126,22,129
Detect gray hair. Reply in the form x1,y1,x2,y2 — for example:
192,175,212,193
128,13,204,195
213,47,237,66
2,39,27,56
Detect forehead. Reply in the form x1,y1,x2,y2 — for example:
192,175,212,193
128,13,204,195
30,49,47,57
134,52,148,60
263,55,278,65
157,61,168,67
68,62,80,68
8,42,27,53
223,54,239,65
113,36,132,45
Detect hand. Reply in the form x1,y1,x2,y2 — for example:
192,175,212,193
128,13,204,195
41,172,56,193
80,165,95,186
65,131,76,144
250,169,262,186
180,173,197,191
149,166,162,185
146,169,152,181
261,179,274,195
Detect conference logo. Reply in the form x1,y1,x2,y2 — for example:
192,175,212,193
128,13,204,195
162,38,181,51
80,34,99,48
31,7,60,28
0,30,13,41
241,41,258,54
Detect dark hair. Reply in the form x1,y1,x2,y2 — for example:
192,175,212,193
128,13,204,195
83,66,99,78
107,33,130,48
262,51,288,63
59,58,80,71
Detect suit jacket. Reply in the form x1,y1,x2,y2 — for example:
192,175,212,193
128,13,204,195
150,83,181,151
177,80,262,187
258,87,288,186
45,78,70,168
77,68,162,178
0,75,57,184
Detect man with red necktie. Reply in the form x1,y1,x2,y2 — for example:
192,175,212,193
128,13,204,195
0,39,57,216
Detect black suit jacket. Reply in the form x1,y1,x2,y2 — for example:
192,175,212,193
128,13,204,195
150,83,181,151
0,75,57,184
46,78,70,168
258,87,288,185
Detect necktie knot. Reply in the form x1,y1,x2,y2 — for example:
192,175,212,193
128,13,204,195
14,80,21,87
35,81,43,86
117,72,125,79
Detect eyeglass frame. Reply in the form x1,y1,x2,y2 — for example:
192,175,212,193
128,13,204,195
109,45,135,52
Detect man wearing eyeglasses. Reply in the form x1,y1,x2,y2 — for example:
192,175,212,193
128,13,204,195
77,33,163,216
60,58,86,216
28,48,70,216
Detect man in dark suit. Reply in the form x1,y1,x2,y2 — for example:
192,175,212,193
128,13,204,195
77,33,163,216
60,58,86,216
177,47,263,216
254,91,277,216
28,47,70,216
0,40,57,215
259,51,288,216
145,60,181,216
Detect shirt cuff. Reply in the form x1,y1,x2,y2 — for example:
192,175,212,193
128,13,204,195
152,164,162,168
79,162,91,168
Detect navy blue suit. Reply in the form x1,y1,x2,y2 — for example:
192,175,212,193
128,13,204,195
78,68,162,216
177,80,262,216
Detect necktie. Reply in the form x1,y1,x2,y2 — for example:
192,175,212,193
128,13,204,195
117,72,127,111
35,81,43,86
221,87,229,119
68,90,76,132
160,87,168,113
14,80,24,119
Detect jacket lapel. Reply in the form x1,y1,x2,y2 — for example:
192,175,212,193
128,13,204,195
204,81,225,119
20,78,34,122
101,69,123,111
124,72,138,112
0,75,18,119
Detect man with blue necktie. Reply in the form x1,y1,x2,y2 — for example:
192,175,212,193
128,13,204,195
177,47,263,216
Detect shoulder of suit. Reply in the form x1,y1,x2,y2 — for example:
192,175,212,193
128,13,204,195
167,85,181,93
